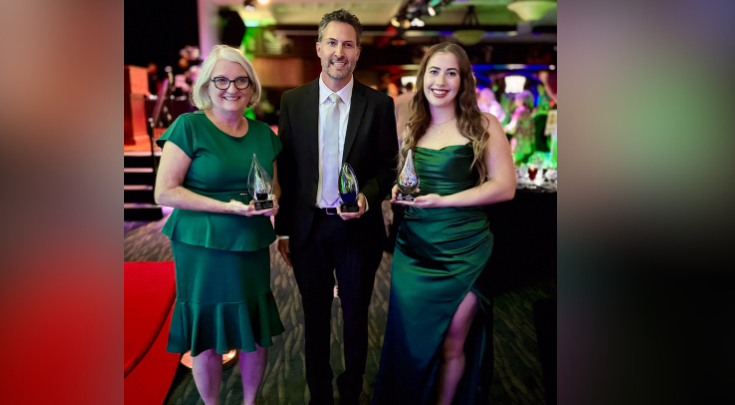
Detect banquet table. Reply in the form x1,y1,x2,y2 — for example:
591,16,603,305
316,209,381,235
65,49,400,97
482,187,557,297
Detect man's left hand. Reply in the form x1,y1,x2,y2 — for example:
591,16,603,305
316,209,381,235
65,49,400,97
337,193,366,220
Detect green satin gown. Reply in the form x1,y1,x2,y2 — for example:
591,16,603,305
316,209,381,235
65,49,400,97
373,144,493,405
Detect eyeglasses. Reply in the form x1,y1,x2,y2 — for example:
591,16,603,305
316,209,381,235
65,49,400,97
211,76,250,90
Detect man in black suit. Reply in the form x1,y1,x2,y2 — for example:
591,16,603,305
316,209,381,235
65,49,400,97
275,9,398,405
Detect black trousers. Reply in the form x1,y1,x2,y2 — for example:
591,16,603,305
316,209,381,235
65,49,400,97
290,211,383,404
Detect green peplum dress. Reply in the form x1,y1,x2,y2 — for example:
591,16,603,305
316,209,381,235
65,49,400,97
156,111,285,356
373,144,493,404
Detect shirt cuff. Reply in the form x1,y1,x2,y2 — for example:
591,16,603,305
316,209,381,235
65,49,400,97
277,235,289,240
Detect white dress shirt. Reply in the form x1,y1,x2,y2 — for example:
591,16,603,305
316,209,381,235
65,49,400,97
316,74,354,207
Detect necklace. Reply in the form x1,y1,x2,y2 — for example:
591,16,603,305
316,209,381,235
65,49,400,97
430,118,456,135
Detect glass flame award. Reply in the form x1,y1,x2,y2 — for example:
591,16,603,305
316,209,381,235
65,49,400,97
339,163,360,213
247,153,274,210
396,149,420,201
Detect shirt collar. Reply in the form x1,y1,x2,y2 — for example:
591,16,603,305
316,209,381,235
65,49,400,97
318,74,354,107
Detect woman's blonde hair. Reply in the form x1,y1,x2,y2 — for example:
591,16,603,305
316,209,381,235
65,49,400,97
399,43,491,184
191,45,261,110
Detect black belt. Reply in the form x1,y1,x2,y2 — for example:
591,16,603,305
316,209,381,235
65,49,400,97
316,207,339,215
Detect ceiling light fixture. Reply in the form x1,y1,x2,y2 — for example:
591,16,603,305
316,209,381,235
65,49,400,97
388,0,452,32
453,6,485,45
507,0,557,21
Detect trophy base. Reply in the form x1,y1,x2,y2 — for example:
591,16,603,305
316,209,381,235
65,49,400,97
340,202,360,213
395,193,415,202
254,200,274,210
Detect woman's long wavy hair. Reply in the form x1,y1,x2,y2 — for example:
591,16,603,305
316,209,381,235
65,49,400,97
399,43,491,185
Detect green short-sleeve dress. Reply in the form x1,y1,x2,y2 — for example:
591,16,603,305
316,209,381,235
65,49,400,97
156,111,285,356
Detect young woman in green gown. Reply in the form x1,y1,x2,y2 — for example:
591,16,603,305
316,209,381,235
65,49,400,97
155,45,284,405
372,43,516,405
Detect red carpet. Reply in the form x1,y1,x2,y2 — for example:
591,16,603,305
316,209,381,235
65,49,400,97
124,261,179,405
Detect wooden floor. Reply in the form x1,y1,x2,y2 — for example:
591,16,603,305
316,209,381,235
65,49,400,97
124,203,555,405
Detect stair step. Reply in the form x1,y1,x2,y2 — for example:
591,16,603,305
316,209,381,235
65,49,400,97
125,170,155,185
124,151,162,157
124,203,163,221
125,186,155,203
124,151,161,168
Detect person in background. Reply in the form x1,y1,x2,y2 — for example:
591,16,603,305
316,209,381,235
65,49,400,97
154,44,284,405
387,81,400,100
477,87,506,124
372,42,515,405
378,72,399,101
504,90,536,163
538,70,557,104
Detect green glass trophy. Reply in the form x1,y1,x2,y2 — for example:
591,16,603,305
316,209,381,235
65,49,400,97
247,153,273,210
339,163,360,212
396,149,419,201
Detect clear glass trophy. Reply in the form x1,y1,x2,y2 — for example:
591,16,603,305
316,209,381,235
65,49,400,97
339,163,360,212
247,153,273,210
396,149,419,201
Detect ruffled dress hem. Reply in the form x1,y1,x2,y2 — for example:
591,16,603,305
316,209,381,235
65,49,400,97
166,292,285,357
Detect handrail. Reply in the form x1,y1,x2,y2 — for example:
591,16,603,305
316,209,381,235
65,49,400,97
150,76,170,128
146,75,172,176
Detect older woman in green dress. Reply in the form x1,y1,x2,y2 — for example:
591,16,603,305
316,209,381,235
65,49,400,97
154,45,284,405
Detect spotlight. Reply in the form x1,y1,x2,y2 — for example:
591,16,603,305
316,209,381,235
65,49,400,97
410,18,425,27
257,0,269,4
391,17,400,27
243,0,255,11
428,6,436,16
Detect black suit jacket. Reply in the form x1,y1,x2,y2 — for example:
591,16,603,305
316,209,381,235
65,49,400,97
275,78,399,252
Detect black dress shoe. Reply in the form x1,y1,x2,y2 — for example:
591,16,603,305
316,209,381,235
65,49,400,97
308,392,335,405
336,375,362,405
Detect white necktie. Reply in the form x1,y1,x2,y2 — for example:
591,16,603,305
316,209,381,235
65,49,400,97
322,93,341,206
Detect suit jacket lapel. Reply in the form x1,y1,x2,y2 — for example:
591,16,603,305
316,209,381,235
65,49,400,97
343,81,366,164
304,79,320,170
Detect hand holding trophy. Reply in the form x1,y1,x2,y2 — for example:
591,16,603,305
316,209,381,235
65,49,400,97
339,163,360,213
395,149,419,201
248,153,274,210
